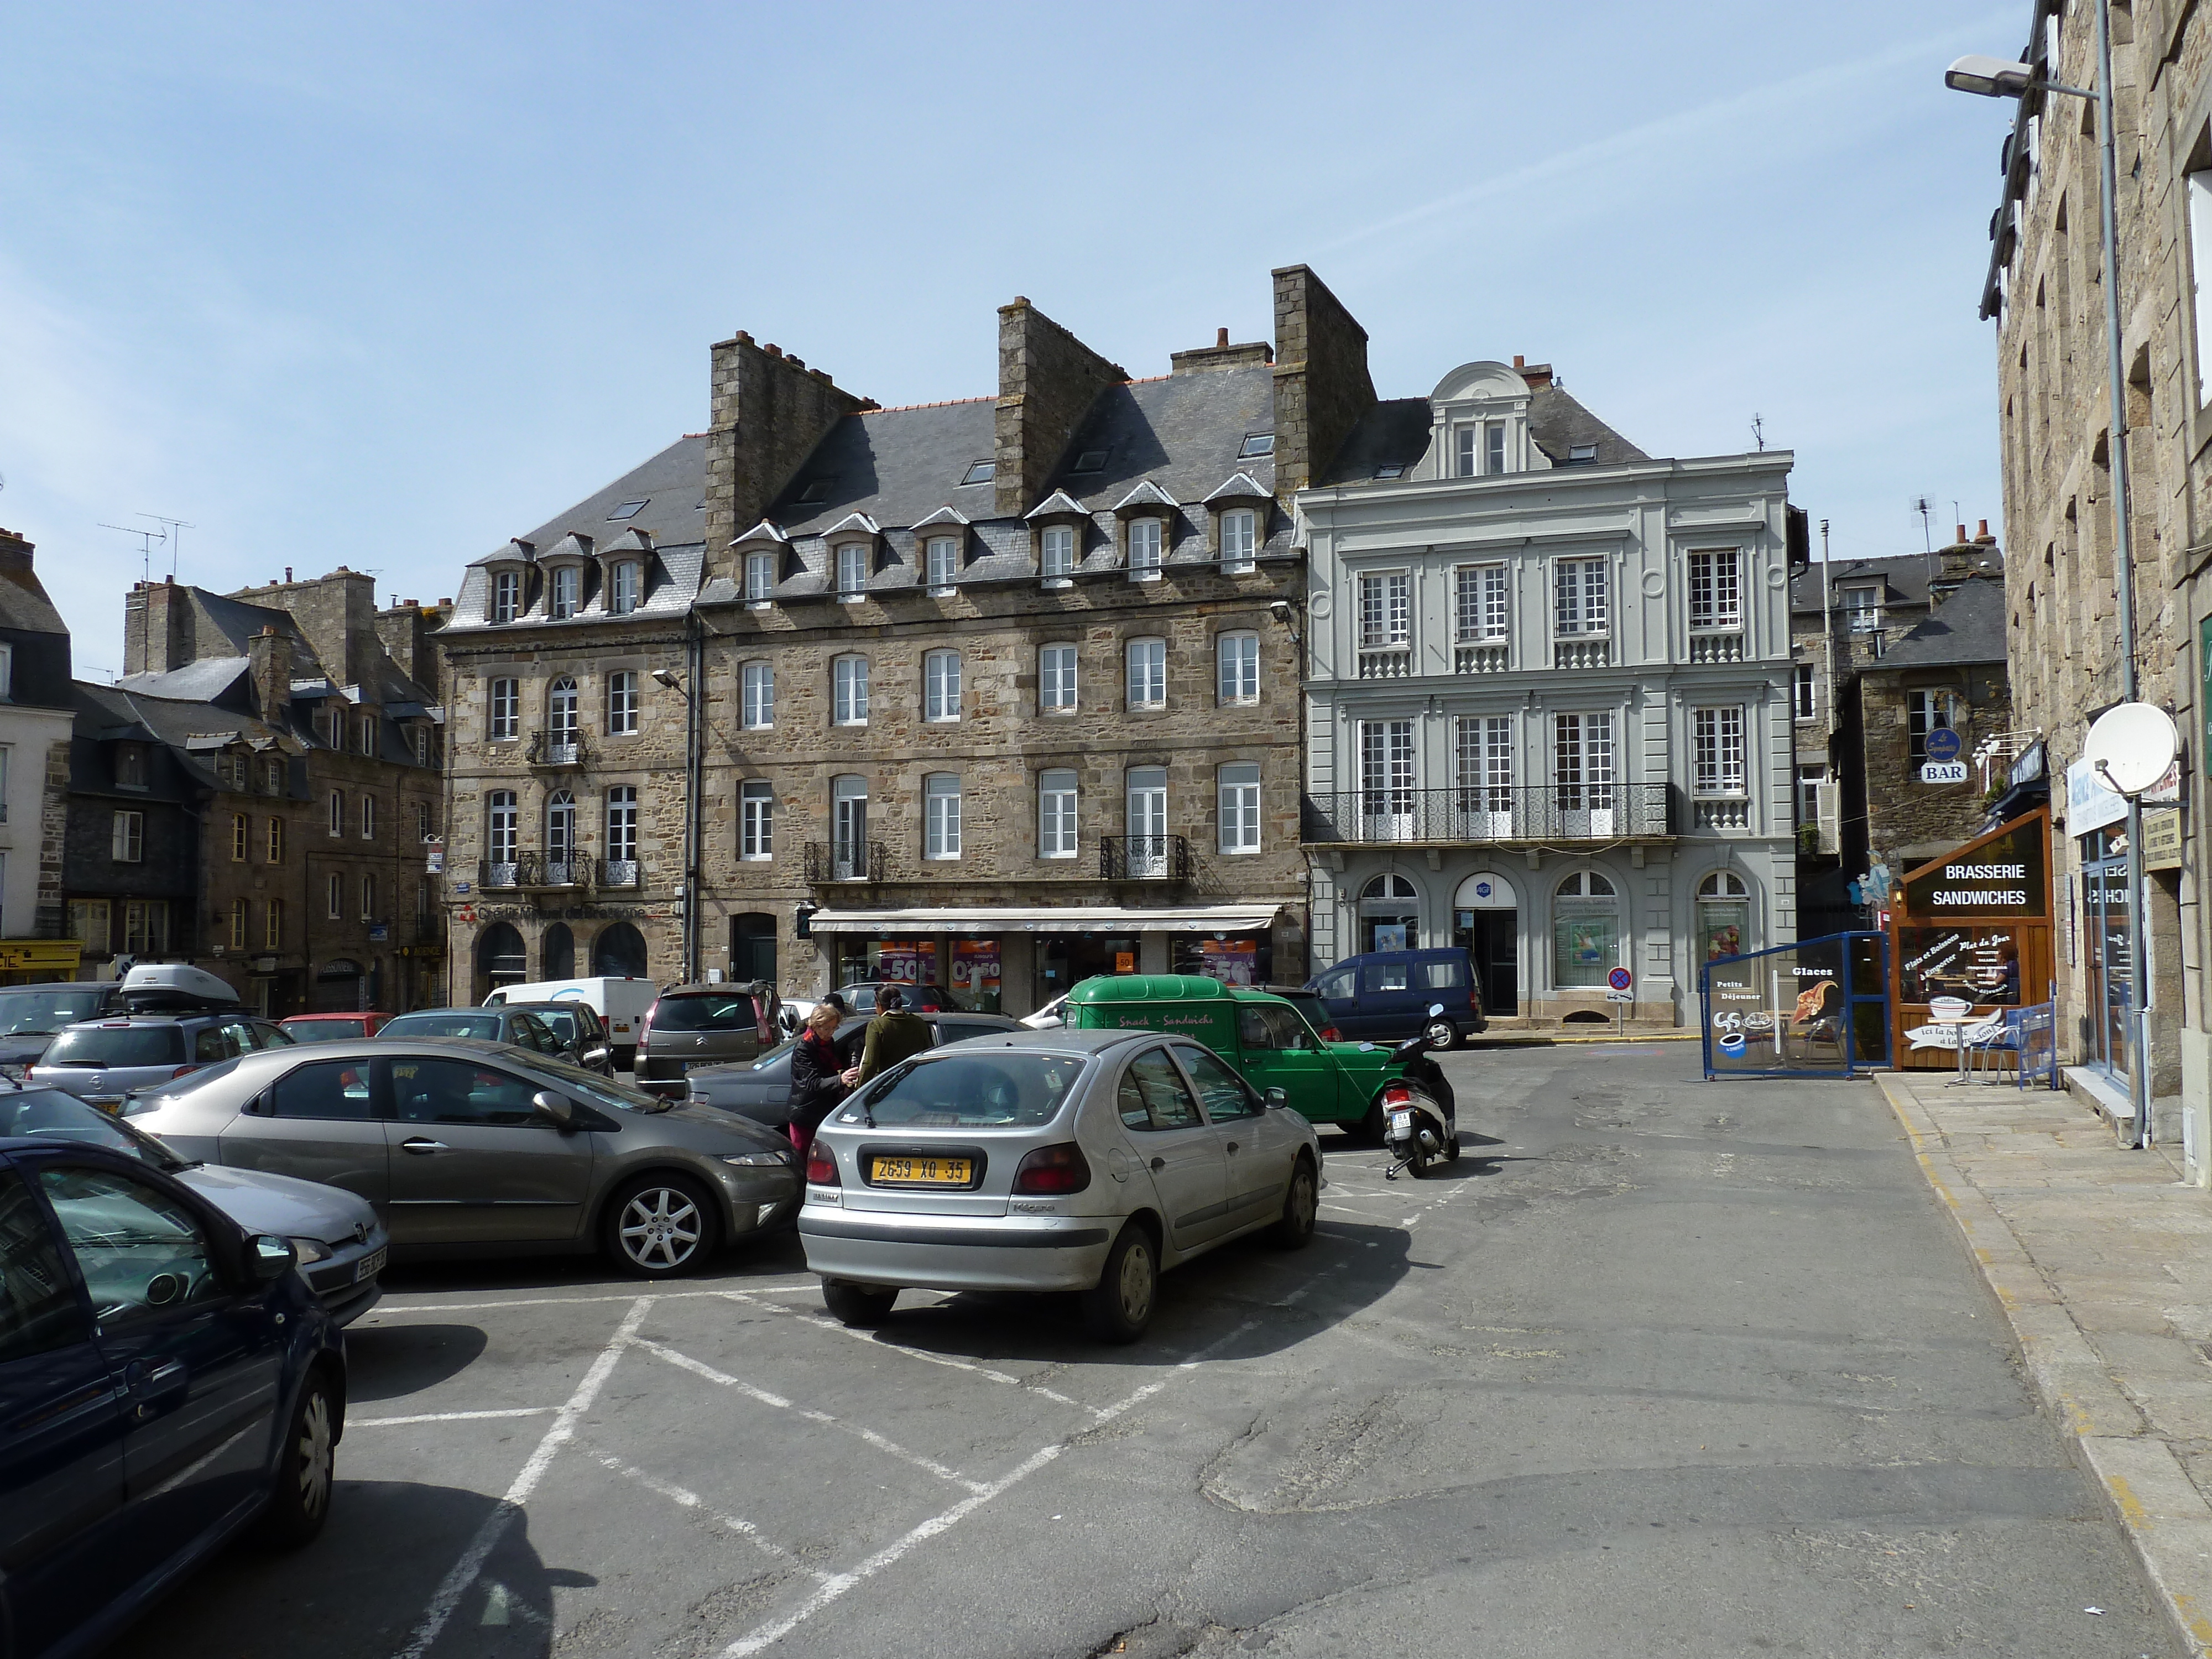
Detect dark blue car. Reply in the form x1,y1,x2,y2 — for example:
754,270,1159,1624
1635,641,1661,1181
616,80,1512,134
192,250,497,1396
0,1137,345,1658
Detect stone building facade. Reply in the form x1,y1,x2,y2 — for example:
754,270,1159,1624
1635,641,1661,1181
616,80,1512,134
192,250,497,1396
64,570,448,1013
438,268,1376,1013
0,530,81,980
1974,0,2212,1140
1297,358,1802,1026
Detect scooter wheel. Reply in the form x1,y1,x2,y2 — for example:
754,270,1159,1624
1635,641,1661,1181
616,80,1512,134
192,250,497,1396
1408,1146,1431,1179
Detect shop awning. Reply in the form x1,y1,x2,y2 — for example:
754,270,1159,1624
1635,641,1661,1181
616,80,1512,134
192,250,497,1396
804,904,1282,935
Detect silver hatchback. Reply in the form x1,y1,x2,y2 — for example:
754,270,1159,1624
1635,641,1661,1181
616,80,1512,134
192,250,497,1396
800,1029,1323,1342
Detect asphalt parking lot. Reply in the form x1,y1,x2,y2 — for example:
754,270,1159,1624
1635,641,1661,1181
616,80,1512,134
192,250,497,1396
109,1045,2184,1659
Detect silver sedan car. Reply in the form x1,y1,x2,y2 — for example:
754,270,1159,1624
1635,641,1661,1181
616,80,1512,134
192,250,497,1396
123,1037,802,1277
800,1029,1322,1342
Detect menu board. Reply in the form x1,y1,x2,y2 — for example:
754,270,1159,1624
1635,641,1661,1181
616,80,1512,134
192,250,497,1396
1897,925,2023,1007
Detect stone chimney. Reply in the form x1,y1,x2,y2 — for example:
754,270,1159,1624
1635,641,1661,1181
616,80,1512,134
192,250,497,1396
248,626,291,725
703,331,873,569
123,576,190,676
1932,520,2002,600
0,528,33,587
1271,265,1378,500
1170,326,1273,374
993,298,1128,517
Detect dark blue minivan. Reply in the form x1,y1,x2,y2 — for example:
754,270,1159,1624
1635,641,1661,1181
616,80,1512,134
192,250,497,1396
1306,948,1484,1050
0,1137,344,1658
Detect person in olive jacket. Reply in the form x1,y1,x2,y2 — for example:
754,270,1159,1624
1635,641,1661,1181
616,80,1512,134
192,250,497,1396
855,985,935,1084
787,995,854,1150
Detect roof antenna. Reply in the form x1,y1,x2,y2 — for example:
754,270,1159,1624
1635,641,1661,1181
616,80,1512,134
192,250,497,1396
1750,413,1766,452
138,514,195,580
100,520,166,582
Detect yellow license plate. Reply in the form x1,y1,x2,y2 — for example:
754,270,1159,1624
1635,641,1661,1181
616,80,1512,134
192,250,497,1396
870,1155,972,1186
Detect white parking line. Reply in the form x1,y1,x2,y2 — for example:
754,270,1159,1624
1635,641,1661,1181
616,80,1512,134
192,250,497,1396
353,1407,556,1428
635,1337,987,1495
588,1449,829,1582
371,1285,817,1316
395,1295,656,1659
717,1290,1093,1416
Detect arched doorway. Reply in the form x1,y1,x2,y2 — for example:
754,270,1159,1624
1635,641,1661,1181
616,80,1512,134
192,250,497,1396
730,912,776,984
1452,870,1519,1015
1358,874,1420,953
477,923,526,1000
592,921,648,979
542,921,575,982
1696,869,1751,964
313,956,366,1013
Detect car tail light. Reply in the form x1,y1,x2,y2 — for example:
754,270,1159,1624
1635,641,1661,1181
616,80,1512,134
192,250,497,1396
1319,1025,1342,1043
805,1139,839,1185
637,1007,655,1043
171,1065,199,1080
1469,984,1480,1011
1380,1083,1415,1107
1012,1142,1091,1196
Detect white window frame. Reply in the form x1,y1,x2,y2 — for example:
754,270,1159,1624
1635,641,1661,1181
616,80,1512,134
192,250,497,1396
1039,769,1079,859
111,810,143,863
360,795,377,841
924,650,962,723
925,536,959,591
358,712,377,755
1359,571,1412,649
740,780,773,861
326,873,343,919
740,661,773,731
1127,517,1162,579
1040,524,1076,579
491,570,520,624
832,655,870,726
925,773,962,860
1218,761,1261,854
1553,712,1616,805
609,560,640,615
1908,689,1962,763
360,873,377,922
1455,564,1509,643
1841,585,1881,633
1126,637,1167,711
327,791,343,837
605,786,639,865
836,541,869,599
744,550,775,602
1692,706,1747,796
550,564,579,620
0,642,14,700
1041,643,1078,713
1553,558,1610,637
1455,426,1478,478
2190,169,2212,407
489,677,519,742
1687,549,1743,632
1793,662,1817,722
1216,631,1260,706
488,791,518,865
1487,423,1506,476
1220,508,1257,571
607,670,638,735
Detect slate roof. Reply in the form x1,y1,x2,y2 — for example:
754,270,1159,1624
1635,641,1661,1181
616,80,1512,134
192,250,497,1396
509,436,709,559
1314,383,1647,486
1790,554,1942,614
1527,385,1647,468
191,589,312,658
1874,574,2008,668
0,564,67,636
116,657,253,703
769,401,999,537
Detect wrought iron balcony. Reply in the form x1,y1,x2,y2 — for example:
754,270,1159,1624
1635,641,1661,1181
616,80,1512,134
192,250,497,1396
804,839,885,884
525,729,589,768
599,857,640,889
477,854,626,892
1300,784,1672,846
1100,834,1192,883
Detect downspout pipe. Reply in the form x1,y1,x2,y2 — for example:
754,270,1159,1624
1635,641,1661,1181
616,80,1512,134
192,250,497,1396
684,611,703,984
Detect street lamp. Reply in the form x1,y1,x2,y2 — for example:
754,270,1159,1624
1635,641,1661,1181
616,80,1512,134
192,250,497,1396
1947,3,2153,1149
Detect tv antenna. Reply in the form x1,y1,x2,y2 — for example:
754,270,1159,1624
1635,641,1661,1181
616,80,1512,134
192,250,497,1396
1750,413,1766,452
1910,495,1934,552
138,514,195,580
100,520,166,582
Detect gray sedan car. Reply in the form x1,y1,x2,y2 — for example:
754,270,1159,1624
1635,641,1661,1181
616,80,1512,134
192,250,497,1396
123,1036,802,1277
801,1028,1323,1341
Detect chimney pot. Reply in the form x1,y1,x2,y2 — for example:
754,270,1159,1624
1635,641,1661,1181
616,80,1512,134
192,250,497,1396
786,357,804,370
1012,296,1029,307
439,597,451,607
734,330,752,344
1955,524,1968,544
1975,519,1996,544
764,344,781,358
284,567,293,582
1216,327,1229,348
1513,354,1525,370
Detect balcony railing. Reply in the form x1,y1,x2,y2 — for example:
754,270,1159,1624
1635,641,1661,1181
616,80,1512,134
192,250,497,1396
1100,834,1192,883
1301,784,1672,846
601,858,640,889
477,854,633,891
804,840,885,884
526,729,589,768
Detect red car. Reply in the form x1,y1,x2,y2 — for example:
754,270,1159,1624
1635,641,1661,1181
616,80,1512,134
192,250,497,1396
279,1011,395,1044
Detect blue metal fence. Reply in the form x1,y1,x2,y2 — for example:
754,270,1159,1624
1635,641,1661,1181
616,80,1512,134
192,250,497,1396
1699,931,1892,1081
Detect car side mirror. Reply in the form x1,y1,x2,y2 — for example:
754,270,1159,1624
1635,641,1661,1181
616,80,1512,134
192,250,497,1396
248,1234,296,1281
1264,1087,1289,1111
531,1090,576,1130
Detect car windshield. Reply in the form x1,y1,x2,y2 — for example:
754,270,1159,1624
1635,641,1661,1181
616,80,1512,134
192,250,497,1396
286,1019,366,1042
0,987,108,1037
122,1057,244,1114
383,1012,503,1041
41,1025,187,1068
0,1088,187,1170
838,1051,1085,1129
651,994,758,1032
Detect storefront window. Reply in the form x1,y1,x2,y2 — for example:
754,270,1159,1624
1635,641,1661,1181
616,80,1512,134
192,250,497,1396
1897,925,2023,1006
2083,827,2131,1077
836,937,940,989
1359,873,1420,953
1172,933,1274,985
1696,869,1750,963
1552,870,1619,988
951,940,1001,1011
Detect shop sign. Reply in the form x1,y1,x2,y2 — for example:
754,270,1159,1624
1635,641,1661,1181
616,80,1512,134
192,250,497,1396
425,839,445,874
2067,757,2128,835
0,939,81,973
1920,761,1968,785
2144,807,2184,872
1197,938,1258,986
1902,816,2047,919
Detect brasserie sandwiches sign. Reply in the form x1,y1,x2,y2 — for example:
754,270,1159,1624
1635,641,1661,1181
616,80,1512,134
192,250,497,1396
1900,818,2048,920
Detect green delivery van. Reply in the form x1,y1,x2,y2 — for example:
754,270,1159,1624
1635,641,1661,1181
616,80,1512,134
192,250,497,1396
1063,975,1455,1139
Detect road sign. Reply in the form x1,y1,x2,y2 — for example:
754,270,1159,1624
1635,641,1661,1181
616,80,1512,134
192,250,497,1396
1605,988,1635,1003
1920,761,1968,785
1924,727,1962,764
1606,966,1633,992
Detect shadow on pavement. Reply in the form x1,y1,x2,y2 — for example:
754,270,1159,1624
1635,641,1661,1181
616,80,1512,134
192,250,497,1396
376,1227,808,1296
105,1484,571,1659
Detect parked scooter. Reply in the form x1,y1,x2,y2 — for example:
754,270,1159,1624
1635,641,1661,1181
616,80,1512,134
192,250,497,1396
1383,1003,1461,1180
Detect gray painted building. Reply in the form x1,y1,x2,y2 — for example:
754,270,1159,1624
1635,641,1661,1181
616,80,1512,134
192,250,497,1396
1296,358,1801,1026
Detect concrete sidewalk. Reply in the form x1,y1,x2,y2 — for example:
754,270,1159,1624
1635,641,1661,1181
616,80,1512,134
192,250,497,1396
1878,1067,2212,1656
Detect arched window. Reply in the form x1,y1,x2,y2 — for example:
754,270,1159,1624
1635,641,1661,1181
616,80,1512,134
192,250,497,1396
487,790,518,884
1697,869,1751,963
591,921,648,978
1552,870,1620,989
545,791,576,883
1359,873,1421,953
542,921,575,980
478,921,526,997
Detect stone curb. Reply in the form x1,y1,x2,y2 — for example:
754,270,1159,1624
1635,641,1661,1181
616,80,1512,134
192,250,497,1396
1874,1072,2212,1657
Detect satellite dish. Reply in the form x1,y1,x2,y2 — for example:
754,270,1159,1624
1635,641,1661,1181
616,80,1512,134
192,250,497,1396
2081,702,2178,797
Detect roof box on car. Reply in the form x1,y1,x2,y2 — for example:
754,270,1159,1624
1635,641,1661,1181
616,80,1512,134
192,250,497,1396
118,963,244,1013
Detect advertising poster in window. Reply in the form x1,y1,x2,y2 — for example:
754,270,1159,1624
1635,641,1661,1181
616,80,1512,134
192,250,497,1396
874,939,933,986
1896,926,2022,1008
951,940,1000,1010
1553,903,1619,988
1372,923,1408,953
1699,901,1749,964
1198,937,1259,987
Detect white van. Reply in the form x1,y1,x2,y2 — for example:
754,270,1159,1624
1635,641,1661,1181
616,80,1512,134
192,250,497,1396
483,977,657,1068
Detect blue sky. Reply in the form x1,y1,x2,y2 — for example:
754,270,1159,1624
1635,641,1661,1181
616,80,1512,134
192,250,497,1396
2,2,2021,680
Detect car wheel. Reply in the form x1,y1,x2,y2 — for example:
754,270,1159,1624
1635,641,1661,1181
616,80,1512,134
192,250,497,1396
822,1280,898,1327
1270,1155,1318,1249
605,1173,722,1278
1081,1220,1158,1344
1423,1018,1459,1051
253,1364,337,1550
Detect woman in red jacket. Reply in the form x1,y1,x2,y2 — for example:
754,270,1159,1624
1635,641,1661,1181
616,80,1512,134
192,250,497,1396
787,994,854,1151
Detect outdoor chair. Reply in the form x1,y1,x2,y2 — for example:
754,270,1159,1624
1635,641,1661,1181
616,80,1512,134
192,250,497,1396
1962,1012,2013,1081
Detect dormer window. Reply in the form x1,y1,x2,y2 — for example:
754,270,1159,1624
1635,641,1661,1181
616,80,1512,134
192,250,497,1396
1568,444,1598,464
116,743,148,790
1128,518,1163,581
1842,585,1881,632
745,549,776,602
1203,474,1268,571
609,560,640,615
1041,525,1076,578
550,565,580,619
491,570,520,624
836,541,869,600
959,460,995,486
1454,424,1509,477
1220,510,1258,572
1238,433,1275,458
607,499,648,520
926,536,959,591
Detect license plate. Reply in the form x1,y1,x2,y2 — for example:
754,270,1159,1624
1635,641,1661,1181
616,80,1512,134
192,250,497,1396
1390,1110,1413,1133
87,1097,124,1115
353,1246,387,1284
870,1155,972,1186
